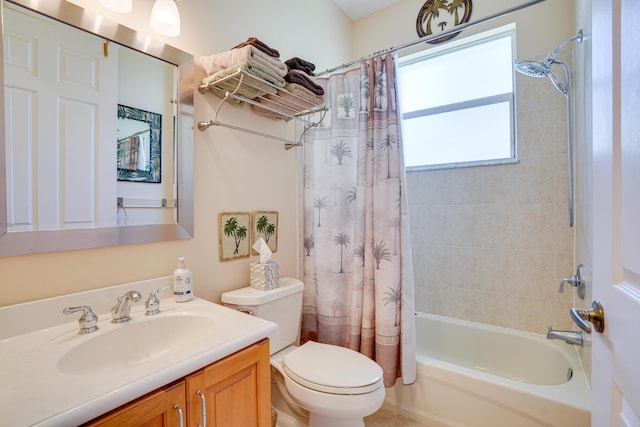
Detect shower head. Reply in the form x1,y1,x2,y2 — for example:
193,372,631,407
514,60,549,78
514,29,582,96
546,61,569,95
514,59,569,96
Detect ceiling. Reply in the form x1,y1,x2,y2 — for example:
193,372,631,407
332,0,401,20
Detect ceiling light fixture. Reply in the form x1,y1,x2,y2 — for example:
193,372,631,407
150,0,181,37
98,0,132,13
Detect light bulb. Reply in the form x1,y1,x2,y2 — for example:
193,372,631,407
150,0,181,37
98,0,132,13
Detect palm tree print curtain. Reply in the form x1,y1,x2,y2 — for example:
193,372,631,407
302,55,416,387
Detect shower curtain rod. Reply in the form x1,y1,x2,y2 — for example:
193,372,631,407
317,0,547,76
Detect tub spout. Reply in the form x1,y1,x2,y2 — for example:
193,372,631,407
546,326,583,346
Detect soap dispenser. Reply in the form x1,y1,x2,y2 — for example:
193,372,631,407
173,257,193,302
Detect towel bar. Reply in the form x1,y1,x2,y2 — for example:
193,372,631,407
198,68,326,149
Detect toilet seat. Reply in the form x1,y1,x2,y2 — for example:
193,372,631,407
282,341,383,395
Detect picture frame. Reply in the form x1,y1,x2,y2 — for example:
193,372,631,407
218,212,251,261
117,104,162,183
252,211,278,255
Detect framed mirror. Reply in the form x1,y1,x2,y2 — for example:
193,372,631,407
117,105,162,183
0,0,194,256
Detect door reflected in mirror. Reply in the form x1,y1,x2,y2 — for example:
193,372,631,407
0,0,194,256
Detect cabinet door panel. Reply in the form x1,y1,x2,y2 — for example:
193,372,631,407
186,339,271,427
83,380,186,427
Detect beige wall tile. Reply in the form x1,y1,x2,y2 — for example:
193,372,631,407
408,75,574,334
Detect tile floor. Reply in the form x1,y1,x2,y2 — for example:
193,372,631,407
364,408,429,426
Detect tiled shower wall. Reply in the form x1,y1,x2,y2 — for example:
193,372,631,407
574,0,592,378
407,64,576,334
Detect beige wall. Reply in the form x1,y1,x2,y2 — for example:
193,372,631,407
0,0,352,307
0,0,586,336
352,0,576,61
351,0,580,334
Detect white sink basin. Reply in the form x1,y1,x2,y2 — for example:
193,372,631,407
0,277,278,427
58,315,216,375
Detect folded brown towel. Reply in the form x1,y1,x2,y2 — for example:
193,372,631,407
232,37,280,58
265,83,324,110
284,70,324,95
285,57,316,76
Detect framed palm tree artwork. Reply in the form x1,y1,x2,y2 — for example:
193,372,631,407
218,212,251,261
252,211,278,255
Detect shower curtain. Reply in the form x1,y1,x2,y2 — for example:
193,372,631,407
301,54,416,387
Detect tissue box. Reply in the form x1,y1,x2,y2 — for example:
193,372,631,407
250,261,280,290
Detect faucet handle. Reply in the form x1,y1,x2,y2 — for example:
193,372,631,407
558,264,586,299
63,305,99,334
559,275,578,293
145,285,173,316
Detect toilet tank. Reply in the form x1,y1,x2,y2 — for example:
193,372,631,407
221,277,304,355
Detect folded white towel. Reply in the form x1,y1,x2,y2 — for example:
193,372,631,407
198,45,288,77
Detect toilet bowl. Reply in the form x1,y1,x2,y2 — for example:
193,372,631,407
221,278,386,427
272,341,385,427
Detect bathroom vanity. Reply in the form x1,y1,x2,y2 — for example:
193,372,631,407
84,339,270,426
0,277,277,426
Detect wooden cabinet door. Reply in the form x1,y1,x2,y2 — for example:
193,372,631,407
186,339,271,427
82,380,186,427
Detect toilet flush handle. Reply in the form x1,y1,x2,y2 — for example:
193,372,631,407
232,306,255,316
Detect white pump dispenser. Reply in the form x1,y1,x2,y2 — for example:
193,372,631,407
173,257,192,302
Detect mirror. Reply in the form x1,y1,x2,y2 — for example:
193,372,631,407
0,0,194,256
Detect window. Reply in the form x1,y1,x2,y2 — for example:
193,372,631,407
398,25,516,170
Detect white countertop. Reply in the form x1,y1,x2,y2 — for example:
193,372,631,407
0,277,277,426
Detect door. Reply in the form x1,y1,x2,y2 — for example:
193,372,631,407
591,0,640,426
4,3,118,231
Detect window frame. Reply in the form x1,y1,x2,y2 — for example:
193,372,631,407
398,24,518,171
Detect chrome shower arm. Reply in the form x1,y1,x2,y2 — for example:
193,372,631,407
543,30,584,65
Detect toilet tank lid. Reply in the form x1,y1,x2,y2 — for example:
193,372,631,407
221,277,304,306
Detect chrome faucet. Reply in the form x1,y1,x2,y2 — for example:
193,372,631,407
63,305,99,334
546,326,583,346
145,285,173,316
111,290,142,323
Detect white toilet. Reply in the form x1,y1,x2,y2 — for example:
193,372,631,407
221,277,385,427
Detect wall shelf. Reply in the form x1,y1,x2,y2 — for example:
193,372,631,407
197,68,326,149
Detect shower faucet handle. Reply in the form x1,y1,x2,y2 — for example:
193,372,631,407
559,264,586,299
559,275,579,293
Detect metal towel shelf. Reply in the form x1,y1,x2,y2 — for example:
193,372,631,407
197,68,326,149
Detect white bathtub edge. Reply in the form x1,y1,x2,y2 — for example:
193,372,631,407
386,313,592,427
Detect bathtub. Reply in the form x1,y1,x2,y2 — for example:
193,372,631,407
384,313,591,427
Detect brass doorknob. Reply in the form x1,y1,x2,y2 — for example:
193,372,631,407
570,300,605,333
